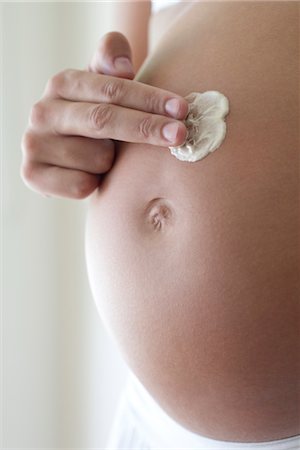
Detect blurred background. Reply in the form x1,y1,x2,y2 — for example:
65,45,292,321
1,2,130,448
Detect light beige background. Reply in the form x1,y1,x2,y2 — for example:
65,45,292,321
1,2,130,448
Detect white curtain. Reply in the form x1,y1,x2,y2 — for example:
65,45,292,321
2,2,129,447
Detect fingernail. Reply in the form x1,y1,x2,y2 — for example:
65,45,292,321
165,98,181,118
162,122,179,143
113,56,134,74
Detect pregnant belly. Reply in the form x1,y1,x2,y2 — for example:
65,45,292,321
85,139,299,442
85,2,299,442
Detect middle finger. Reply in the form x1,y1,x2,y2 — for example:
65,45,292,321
39,99,188,147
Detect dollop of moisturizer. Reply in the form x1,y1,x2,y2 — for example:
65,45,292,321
169,91,229,162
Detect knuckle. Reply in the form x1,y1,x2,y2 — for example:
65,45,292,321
101,78,125,103
21,131,38,159
89,104,114,132
29,102,46,128
138,115,154,139
20,160,35,184
46,72,64,96
144,91,161,113
46,69,73,97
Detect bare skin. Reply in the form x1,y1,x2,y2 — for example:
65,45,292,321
85,1,300,443
20,0,299,443
20,31,188,199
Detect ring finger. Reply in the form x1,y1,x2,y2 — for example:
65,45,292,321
33,99,187,147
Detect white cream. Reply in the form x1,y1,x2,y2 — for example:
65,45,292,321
169,91,229,162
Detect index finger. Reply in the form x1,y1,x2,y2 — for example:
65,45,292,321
45,69,189,120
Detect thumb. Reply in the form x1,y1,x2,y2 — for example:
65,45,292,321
87,31,135,79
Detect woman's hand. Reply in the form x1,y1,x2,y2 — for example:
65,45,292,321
20,32,188,199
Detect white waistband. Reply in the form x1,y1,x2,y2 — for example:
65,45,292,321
151,0,182,14
124,371,300,450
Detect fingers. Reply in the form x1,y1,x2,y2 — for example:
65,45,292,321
30,99,187,147
22,131,115,174
88,31,135,79
44,69,188,120
21,131,115,199
21,161,101,199
21,30,189,201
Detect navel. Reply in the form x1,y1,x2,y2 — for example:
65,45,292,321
143,197,175,232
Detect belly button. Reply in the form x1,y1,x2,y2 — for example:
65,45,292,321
143,198,175,232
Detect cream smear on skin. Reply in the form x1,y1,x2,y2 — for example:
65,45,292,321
169,91,229,162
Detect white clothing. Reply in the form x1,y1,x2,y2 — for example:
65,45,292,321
151,0,182,14
105,370,300,450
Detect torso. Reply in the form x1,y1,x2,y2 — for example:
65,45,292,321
85,2,300,442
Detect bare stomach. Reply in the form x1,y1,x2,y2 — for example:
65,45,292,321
85,2,300,442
